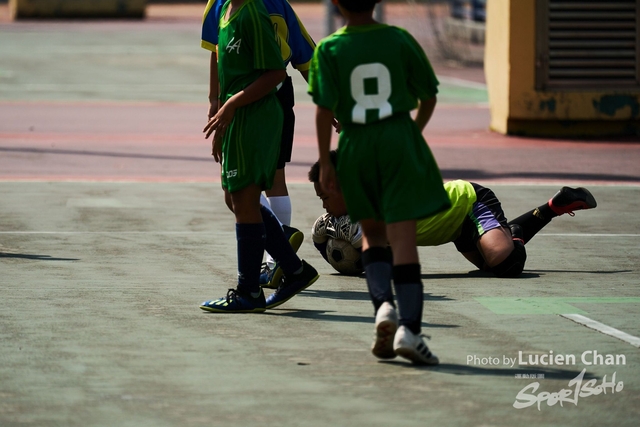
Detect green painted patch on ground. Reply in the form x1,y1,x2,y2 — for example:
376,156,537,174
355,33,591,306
437,82,488,104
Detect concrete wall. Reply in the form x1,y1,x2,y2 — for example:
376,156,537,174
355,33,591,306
485,0,640,137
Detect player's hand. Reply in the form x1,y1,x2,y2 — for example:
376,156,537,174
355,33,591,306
211,128,224,163
326,215,363,248
312,213,331,244
319,161,339,195
207,101,219,120
332,117,341,133
203,101,236,139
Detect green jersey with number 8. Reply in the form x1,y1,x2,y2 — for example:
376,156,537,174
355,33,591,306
308,24,438,125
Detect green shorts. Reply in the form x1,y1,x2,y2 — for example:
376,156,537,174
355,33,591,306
221,94,283,193
337,113,451,223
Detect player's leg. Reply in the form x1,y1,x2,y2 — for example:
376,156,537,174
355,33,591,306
258,194,304,289
382,122,444,365
265,75,296,225
456,227,526,277
458,231,514,271
385,220,420,334
336,124,399,360
260,205,301,275
387,220,438,365
375,118,445,365
360,222,391,281
261,172,303,281
477,226,526,278
230,184,263,222
360,219,397,360
454,183,527,278
361,218,391,301
386,220,420,337
201,96,283,313
200,184,267,313
230,184,264,295
266,169,291,223
263,174,291,270
508,187,597,243
459,250,485,271
338,115,446,364
262,76,297,276
477,226,514,267
262,205,318,309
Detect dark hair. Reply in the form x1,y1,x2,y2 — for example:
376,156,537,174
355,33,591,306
308,150,338,183
338,0,378,13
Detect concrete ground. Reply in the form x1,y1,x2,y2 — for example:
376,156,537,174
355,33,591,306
1,3,640,426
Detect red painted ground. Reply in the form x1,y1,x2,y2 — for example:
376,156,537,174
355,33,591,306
2,100,638,185
1,3,638,185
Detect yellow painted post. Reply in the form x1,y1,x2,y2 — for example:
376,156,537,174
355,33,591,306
484,0,640,137
10,0,146,19
484,0,510,134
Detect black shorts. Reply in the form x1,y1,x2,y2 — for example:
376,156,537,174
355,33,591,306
453,183,508,253
275,75,295,169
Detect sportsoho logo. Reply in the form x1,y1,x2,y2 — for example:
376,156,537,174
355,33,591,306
513,368,623,410
467,350,626,410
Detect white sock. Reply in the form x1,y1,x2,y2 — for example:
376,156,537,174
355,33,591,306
259,193,271,210
267,195,292,226
260,194,280,269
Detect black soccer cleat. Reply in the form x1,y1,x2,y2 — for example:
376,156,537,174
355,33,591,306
548,187,597,216
265,260,319,309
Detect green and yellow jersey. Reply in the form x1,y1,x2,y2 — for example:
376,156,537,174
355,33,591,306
202,0,316,72
217,0,285,104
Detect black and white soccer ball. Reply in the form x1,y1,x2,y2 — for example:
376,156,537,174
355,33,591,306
326,238,363,276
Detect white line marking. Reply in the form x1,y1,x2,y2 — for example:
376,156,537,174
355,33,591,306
538,233,640,238
0,232,637,236
0,231,228,235
561,314,640,348
0,83,206,92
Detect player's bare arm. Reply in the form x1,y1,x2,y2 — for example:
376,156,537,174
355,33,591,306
300,68,338,132
414,95,437,131
203,69,287,140
208,51,220,119
316,106,338,194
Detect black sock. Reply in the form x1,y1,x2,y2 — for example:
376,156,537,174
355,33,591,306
260,206,302,275
392,264,423,334
508,203,556,244
362,247,394,313
236,223,265,295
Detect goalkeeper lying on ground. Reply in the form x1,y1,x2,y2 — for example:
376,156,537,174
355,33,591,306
308,150,597,278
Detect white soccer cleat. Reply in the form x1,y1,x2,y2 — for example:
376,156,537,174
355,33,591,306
371,302,398,360
393,325,439,365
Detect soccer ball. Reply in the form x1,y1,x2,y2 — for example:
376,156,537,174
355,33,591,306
326,238,363,276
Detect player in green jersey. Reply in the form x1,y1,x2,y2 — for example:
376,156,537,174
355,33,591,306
199,0,318,314
308,151,598,279
201,0,319,284
309,0,451,365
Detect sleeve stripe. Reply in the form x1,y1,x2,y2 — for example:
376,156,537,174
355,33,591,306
247,2,265,68
201,40,217,52
202,0,215,24
295,15,316,50
293,60,311,71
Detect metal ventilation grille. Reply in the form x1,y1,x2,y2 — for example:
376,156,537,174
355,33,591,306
536,0,640,90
